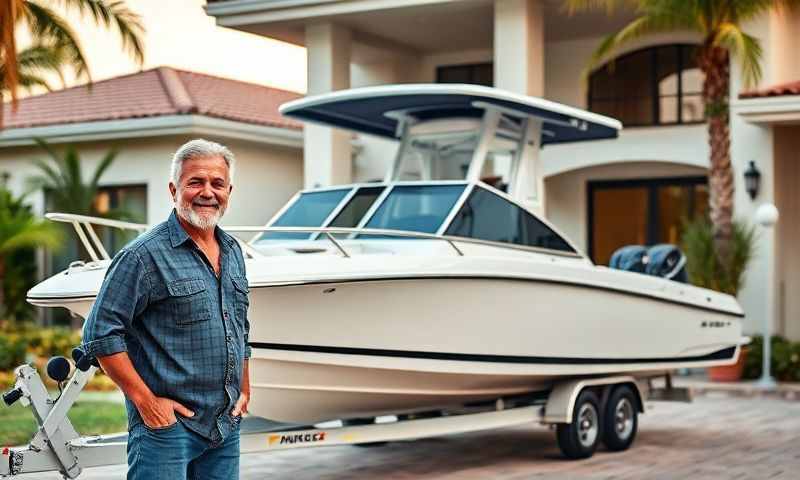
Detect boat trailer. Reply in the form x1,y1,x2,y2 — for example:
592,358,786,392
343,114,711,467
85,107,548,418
1,351,690,478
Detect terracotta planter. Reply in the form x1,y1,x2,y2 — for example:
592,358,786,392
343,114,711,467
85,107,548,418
707,347,747,382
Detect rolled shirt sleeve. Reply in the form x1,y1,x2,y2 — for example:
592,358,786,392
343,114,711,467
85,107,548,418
82,249,150,359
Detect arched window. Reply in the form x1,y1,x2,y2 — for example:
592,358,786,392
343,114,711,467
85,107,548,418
588,44,703,127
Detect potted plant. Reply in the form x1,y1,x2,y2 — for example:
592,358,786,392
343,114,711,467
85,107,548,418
681,218,756,381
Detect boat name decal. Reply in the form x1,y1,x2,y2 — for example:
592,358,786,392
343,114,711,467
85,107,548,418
701,321,731,328
268,432,327,446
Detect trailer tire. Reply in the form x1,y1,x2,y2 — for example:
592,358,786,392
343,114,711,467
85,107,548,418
601,385,638,451
556,389,601,459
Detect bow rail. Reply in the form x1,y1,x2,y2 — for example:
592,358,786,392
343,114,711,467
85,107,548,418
43,213,467,261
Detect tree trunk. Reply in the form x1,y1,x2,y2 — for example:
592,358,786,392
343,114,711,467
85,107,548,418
700,45,734,266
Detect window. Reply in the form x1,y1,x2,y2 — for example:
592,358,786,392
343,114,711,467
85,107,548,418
446,187,575,253
437,63,493,87
588,177,708,265
93,185,147,255
588,44,703,127
329,186,386,228
364,184,465,234
258,188,350,241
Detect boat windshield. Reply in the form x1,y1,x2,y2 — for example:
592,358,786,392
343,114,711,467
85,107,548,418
362,184,465,234
254,183,467,243
259,188,349,240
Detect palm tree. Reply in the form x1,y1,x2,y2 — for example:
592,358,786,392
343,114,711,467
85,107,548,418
1,44,75,124
567,0,800,265
27,138,120,217
0,186,62,319
1,0,145,127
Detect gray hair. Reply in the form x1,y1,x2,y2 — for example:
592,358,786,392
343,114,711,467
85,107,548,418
170,139,235,185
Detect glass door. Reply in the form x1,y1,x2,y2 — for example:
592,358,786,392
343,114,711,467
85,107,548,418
588,176,707,265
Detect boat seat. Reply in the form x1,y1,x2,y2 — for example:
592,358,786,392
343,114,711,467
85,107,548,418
609,244,687,283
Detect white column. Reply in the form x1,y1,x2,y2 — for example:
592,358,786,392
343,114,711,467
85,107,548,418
494,0,545,97
494,0,546,214
304,23,352,188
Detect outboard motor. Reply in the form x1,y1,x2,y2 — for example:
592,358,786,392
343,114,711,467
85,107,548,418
645,244,688,283
609,244,688,283
608,245,648,273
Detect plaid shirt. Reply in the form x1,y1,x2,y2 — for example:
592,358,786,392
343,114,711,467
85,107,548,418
82,210,250,444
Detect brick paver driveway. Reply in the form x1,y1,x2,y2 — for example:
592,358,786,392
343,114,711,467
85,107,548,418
20,395,800,479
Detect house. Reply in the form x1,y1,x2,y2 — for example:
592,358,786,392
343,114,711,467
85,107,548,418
206,0,800,340
0,66,304,229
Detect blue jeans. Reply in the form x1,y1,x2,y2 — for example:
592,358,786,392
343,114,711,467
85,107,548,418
127,420,240,480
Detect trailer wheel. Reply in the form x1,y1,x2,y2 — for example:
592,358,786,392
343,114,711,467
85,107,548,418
556,389,601,459
601,385,638,451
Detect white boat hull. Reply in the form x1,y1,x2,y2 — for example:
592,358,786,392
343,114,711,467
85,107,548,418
28,249,743,424
246,276,741,423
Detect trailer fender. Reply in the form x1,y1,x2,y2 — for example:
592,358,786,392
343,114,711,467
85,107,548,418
543,376,647,424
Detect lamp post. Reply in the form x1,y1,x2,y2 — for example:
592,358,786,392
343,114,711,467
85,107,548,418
755,203,779,389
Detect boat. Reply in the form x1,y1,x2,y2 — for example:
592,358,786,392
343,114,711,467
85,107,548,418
28,84,744,425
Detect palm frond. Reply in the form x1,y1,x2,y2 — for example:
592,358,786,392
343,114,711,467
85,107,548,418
27,139,119,215
16,44,69,87
21,1,91,81
16,71,51,92
713,23,763,87
0,221,63,253
89,148,118,190
54,0,145,65
586,13,699,75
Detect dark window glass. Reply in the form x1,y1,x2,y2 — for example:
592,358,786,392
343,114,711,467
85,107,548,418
446,187,575,252
260,189,349,240
364,185,465,234
329,186,385,228
437,63,493,87
589,44,702,127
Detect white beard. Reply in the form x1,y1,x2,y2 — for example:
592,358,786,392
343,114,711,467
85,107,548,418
176,197,225,231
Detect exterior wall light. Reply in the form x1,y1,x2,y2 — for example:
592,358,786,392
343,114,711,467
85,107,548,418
743,161,761,200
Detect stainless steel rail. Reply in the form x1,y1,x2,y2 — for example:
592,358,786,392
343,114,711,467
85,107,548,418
44,213,585,262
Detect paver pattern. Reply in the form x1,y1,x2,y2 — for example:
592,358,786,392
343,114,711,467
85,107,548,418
17,395,800,479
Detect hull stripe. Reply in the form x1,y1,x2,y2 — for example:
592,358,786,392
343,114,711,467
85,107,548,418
250,342,737,365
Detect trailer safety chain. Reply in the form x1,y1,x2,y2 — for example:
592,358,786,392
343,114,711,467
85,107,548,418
8,450,22,476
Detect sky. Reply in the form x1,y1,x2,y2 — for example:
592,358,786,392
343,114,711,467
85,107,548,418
24,0,308,94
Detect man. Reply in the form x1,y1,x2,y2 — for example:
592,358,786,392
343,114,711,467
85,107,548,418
81,139,250,480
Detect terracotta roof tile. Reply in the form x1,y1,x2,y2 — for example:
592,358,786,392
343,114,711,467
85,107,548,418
739,80,800,99
1,67,303,130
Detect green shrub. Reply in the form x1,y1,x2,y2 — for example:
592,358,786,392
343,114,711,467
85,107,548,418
0,323,81,367
0,334,27,370
681,218,756,296
742,335,800,382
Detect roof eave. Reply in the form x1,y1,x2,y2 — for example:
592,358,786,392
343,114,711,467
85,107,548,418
733,95,800,125
0,114,303,148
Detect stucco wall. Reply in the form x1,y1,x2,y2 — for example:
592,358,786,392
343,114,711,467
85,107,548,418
0,135,302,227
774,126,800,341
544,161,708,257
